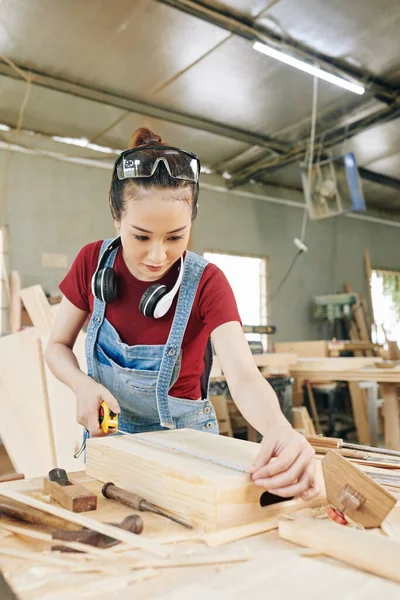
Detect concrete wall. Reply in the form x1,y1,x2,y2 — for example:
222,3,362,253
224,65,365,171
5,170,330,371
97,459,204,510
3,150,400,341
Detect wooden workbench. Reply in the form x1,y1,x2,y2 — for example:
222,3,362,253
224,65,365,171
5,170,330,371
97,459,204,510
0,473,399,599
290,363,400,450
210,352,297,380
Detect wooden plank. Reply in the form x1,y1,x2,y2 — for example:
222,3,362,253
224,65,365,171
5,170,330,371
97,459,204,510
0,225,9,335
381,383,400,450
202,517,278,547
305,382,322,435
20,285,54,335
364,249,375,327
0,329,57,476
42,332,86,471
9,271,21,333
279,515,400,584
86,429,325,531
292,407,316,435
210,394,233,437
295,357,382,371
345,283,372,349
348,382,371,446
289,367,400,383
0,489,169,557
275,341,328,358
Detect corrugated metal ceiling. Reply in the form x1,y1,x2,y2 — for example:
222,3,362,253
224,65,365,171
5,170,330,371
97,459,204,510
0,0,398,214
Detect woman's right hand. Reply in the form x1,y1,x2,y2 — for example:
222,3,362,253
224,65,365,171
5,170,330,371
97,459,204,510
76,378,120,436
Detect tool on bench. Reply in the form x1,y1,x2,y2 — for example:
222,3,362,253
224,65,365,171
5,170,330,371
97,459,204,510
307,434,400,458
102,482,193,529
51,513,144,552
322,450,397,528
74,401,119,458
43,468,97,513
99,401,119,434
0,501,82,531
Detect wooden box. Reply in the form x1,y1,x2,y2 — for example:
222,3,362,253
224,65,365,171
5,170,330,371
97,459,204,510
86,429,324,531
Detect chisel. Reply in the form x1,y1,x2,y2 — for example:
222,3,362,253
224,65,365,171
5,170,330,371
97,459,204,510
306,434,400,458
102,482,193,529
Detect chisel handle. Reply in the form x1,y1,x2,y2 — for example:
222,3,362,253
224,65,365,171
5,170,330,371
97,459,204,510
306,435,343,449
101,482,145,511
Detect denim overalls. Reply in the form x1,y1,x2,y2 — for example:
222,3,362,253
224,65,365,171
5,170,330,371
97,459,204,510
85,239,218,435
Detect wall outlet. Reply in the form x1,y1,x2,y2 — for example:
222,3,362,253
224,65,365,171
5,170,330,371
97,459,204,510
42,253,68,269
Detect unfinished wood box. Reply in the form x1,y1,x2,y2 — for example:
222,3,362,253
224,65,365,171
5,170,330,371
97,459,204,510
86,429,324,531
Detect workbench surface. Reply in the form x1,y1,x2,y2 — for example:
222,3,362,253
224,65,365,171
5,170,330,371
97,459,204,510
0,473,399,600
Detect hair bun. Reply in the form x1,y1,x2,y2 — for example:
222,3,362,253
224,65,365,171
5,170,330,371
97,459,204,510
129,127,164,149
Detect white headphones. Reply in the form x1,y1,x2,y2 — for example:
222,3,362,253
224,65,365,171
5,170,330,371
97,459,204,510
91,237,184,318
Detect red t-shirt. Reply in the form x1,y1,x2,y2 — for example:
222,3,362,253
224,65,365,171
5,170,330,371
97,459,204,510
59,241,241,400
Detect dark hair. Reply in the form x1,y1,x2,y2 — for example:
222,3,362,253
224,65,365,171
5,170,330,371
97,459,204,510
109,127,199,221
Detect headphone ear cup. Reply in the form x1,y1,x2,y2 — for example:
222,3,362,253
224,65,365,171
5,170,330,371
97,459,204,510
139,285,168,317
93,267,118,303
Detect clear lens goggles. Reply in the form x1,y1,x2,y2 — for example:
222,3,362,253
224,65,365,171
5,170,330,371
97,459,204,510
115,146,200,183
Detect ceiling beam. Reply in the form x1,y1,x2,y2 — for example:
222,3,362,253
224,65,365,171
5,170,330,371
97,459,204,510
158,0,399,105
0,61,289,154
228,104,400,187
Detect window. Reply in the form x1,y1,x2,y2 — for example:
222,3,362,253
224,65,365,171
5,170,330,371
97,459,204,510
204,252,268,349
370,269,400,346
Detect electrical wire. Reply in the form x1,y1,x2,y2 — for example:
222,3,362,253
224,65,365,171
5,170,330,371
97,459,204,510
268,77,319,305
269,250,303,303
301,74,319,242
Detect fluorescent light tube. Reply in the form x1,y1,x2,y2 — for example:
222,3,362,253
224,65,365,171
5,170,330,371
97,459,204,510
253,42,365,95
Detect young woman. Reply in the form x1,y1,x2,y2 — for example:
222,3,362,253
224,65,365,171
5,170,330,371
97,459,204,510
45,127,318,500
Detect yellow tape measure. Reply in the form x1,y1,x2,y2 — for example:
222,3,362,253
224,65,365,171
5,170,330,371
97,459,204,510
99,401,119,434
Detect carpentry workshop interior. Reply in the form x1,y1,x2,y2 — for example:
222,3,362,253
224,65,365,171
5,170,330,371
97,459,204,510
0,1,400,598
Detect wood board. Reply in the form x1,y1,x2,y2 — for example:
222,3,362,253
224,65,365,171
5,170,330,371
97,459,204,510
279,515,400,584
86,429,325,531
294,357,382,371
20,285,54,336
42,332,86,472
0,328,56,476
275,341,329,357
211,352,297,379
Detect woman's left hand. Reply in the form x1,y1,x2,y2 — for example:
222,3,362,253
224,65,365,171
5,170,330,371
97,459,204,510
248,421,319,500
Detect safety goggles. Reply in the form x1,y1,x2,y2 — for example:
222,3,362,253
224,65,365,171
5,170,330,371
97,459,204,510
115,146,200,183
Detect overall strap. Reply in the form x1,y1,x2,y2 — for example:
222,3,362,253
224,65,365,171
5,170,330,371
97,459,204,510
156,251,209,428
85,238,119,379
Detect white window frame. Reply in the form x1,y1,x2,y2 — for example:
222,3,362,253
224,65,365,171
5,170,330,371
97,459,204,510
204,250,269,350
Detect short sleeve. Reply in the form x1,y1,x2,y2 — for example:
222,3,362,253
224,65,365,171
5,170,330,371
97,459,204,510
198,263,242,335
59,241,102,311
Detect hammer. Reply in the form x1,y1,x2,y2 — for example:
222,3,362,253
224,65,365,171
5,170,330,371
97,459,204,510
51,513,144,551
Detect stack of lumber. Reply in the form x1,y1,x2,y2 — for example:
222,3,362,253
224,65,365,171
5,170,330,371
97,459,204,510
0,285,85,477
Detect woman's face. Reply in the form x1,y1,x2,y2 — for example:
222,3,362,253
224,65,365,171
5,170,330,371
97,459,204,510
115,187,192,281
